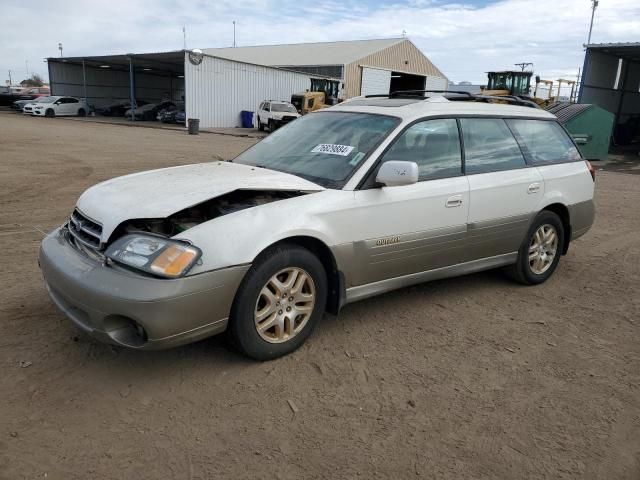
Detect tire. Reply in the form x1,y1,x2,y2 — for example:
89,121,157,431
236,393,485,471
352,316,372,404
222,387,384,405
268,119,275,132
78,108,86,117
258,118,264,131
45,109,55,118
228,244,327,360
506,210,565,285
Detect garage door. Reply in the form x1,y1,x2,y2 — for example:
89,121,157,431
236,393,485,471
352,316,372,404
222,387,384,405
426,76,448,91
361,67,391,96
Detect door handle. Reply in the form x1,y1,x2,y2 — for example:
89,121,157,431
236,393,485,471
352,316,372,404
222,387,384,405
527,183,541,194
446,195,463,208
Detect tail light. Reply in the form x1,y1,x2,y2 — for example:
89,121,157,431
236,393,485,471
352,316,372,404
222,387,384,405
586,160,596,182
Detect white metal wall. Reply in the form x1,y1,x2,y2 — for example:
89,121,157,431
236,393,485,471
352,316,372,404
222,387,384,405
425,75,448,91
49,61,184,108
360,67,391,96
185,54,313,128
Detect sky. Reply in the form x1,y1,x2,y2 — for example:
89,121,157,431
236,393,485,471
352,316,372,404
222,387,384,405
1,0,639,87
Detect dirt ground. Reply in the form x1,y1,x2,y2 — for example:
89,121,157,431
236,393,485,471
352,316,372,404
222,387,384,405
1,111,639,480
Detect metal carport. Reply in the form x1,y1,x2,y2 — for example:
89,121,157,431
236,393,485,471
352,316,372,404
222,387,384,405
47,51,185,116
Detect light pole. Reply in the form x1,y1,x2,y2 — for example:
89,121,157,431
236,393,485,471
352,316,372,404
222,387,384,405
58,42,63,57
587,0,599,45
233,21,236,47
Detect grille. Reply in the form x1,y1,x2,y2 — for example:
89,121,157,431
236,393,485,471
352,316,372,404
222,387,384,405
68,209,103,250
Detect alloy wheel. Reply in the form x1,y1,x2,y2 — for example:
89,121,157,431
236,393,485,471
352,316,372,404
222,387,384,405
254,267,316,344
528,224,558,274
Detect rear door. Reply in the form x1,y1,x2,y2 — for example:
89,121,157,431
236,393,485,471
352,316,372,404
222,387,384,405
461,117,544,261
350,118,470,285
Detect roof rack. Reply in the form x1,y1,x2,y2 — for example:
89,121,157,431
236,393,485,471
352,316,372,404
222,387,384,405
364,90,540,109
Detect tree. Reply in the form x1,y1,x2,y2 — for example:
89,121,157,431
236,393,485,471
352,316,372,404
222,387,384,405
20,74,44,87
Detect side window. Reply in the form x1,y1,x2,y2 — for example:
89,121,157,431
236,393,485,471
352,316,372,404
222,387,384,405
380,119,462,181
459,118,526,174
67,98,79,104
264,102,270,111
258,102,264,110
508,119,581,164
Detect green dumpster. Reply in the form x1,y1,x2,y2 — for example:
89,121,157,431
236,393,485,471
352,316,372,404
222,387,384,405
545,102,614,161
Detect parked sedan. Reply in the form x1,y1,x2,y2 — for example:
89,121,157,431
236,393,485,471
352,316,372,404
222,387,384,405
32,96,89,117
21,96,53,114
98,100,147,117
125,101,175,121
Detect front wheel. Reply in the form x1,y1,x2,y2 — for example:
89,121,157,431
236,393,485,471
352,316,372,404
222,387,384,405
257,117,264,131
45,109,55,118
507,210,564,285
228,244,327,360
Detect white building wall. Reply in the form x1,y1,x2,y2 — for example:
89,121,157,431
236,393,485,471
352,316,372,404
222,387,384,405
185,53,313,128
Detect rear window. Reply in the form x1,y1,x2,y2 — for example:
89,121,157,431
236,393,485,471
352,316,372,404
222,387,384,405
459,118,526,174
508,119,581,164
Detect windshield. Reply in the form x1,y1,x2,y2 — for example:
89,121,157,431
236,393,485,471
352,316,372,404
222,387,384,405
234,111,400,188
38,97,56,103
271,103,297,113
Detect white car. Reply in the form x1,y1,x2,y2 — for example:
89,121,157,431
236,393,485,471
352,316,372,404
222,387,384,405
32,96,89,117
21,96,52,114
257,100,300,131
39,93,595,360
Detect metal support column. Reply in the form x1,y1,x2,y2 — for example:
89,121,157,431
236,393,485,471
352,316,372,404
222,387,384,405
128,56,135,121
81,59,88,104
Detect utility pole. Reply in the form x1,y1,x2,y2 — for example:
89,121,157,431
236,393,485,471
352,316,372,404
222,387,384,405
25,60,29,76
58,42,63,57
587,0,599,45
8,69,12,86
233,21,236,47
514,62,533,71
182,25,186,49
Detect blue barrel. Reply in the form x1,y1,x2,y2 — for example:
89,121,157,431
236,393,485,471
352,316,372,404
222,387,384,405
240,110,254,128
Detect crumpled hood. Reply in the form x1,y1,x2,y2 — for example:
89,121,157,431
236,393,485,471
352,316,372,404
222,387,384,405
76,161,324,240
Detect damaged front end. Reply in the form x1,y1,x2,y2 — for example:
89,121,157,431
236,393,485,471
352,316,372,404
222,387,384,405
112,189,306,239
66,189,309,263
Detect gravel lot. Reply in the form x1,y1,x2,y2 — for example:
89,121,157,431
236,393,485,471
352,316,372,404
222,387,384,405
1,112,639,479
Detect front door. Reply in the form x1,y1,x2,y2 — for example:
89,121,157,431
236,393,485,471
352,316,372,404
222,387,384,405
349,118,470,286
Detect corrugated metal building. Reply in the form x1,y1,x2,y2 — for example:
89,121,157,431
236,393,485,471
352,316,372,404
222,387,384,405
47,50,321,128
46,38,448,129
206,38,448,98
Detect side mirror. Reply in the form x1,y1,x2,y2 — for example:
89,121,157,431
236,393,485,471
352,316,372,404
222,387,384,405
375,161,419,187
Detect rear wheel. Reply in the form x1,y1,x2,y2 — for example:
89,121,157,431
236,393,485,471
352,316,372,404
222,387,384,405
45,109,55,118
506,210,564,285
78,108,86,117
228,244,327,360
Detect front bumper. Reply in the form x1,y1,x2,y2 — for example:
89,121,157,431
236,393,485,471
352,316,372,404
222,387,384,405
32,109,45,116
39,228,250,350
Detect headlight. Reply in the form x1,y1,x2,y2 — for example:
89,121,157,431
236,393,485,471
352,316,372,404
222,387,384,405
105,234,201,278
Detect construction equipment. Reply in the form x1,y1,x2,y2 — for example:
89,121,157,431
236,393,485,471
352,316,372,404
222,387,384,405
290,91,328,115
556,78,577,102
533,77,554,102
291,78,341,115
482,71,533,97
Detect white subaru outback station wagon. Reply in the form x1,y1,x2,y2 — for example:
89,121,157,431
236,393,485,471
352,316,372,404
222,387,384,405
39,93,595,360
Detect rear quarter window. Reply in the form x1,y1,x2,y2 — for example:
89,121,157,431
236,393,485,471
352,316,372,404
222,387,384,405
508,119,581,164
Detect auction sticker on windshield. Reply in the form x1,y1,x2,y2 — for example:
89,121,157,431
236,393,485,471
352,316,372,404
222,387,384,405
311,144,354,156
